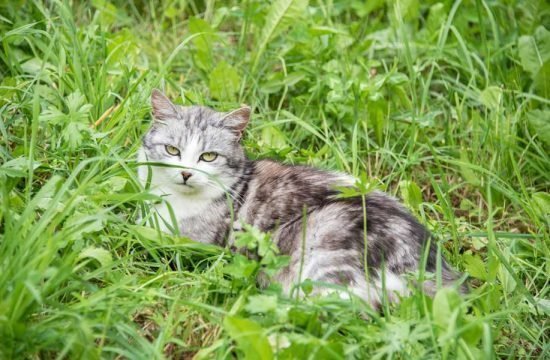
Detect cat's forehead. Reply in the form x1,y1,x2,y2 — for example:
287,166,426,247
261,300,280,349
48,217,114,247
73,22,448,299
147,106,235,150
153,105,223,134
177,105,221,128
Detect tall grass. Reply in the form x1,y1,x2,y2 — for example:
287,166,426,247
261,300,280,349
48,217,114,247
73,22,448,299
1,0,548,358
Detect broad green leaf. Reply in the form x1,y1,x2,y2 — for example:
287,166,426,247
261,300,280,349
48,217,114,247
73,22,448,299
432,288,462,330
426,3,446,34
532,192,550,218
261,72,307,94
65,91,93,119
399,180,422,210
0,157,40,178
461,315,483,346
33,176,65,212
223,254,257,279
40,105,66,125
20,57,56,75
245,295,278,314
189,17,217,71
0,77,17,106
463,254,487,280
479,86,502,110
387,0,421,26
534,60,550,97
78,247,113,267
252,0,309,71
391,0,420,21
233,225,261,250
126,225,164,242
497,263,517,294
65,214,105,235
315,341,345,359
41,90,92,148
387,72,409,86
63,122,89,150
209,61,240,100
261,126,289,148
526,109,550,147
92,0,118,27
106,29,139,70
223,316,273,360
535,297,550,315
518,26,550,76
351,0,386,17
105,176,127,192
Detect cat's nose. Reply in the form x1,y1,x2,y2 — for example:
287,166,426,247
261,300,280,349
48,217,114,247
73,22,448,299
181,171,193,182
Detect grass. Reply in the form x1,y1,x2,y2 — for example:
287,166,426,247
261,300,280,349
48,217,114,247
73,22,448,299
0,0,549,358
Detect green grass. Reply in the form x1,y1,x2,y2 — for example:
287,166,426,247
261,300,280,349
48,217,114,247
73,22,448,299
1,0,549,358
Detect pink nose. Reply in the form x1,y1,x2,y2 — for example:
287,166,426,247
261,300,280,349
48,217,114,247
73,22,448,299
181,171,192,181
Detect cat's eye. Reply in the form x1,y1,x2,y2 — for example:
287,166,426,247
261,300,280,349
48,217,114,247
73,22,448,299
165,145,180,156
200,152,218,162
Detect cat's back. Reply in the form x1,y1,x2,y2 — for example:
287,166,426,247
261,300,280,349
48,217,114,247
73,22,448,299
255,159,352,190
238,160,353,231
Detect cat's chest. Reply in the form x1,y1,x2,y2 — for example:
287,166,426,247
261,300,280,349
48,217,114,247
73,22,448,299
152,191,229,244
149,190,215,230
154,191,208,216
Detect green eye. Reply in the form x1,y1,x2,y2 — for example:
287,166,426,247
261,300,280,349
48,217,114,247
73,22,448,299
200,152,218,162
165,145,180,156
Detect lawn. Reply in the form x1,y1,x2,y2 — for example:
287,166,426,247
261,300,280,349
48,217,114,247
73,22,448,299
0,0,549,358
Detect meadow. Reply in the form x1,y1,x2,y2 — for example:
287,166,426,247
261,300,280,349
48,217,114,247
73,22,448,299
0,0,549,358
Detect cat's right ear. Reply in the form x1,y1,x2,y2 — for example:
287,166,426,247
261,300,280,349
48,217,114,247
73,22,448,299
222,106,251,137
151,89,178,121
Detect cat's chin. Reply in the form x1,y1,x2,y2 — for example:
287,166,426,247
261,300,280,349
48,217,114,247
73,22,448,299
176,184,201,195
173,183,220,199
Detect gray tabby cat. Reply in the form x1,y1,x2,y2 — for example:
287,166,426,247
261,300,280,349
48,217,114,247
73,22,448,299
138,89,463,308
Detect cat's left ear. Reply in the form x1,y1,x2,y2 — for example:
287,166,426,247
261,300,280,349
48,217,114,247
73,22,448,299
223,106,251,136
151,89,179,121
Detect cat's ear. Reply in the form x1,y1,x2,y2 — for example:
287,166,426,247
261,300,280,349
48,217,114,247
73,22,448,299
223,106,251,136
151,89,178,121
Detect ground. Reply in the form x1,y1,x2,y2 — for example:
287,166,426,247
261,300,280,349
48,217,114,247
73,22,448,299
0,0,549,359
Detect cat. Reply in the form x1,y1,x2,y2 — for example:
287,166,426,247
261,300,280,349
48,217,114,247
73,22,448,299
137,89,463,308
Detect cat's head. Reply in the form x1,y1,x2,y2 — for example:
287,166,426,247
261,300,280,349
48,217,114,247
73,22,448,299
140,89,250,198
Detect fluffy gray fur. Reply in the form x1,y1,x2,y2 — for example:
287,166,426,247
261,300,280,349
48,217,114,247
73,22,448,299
138,90,463,307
